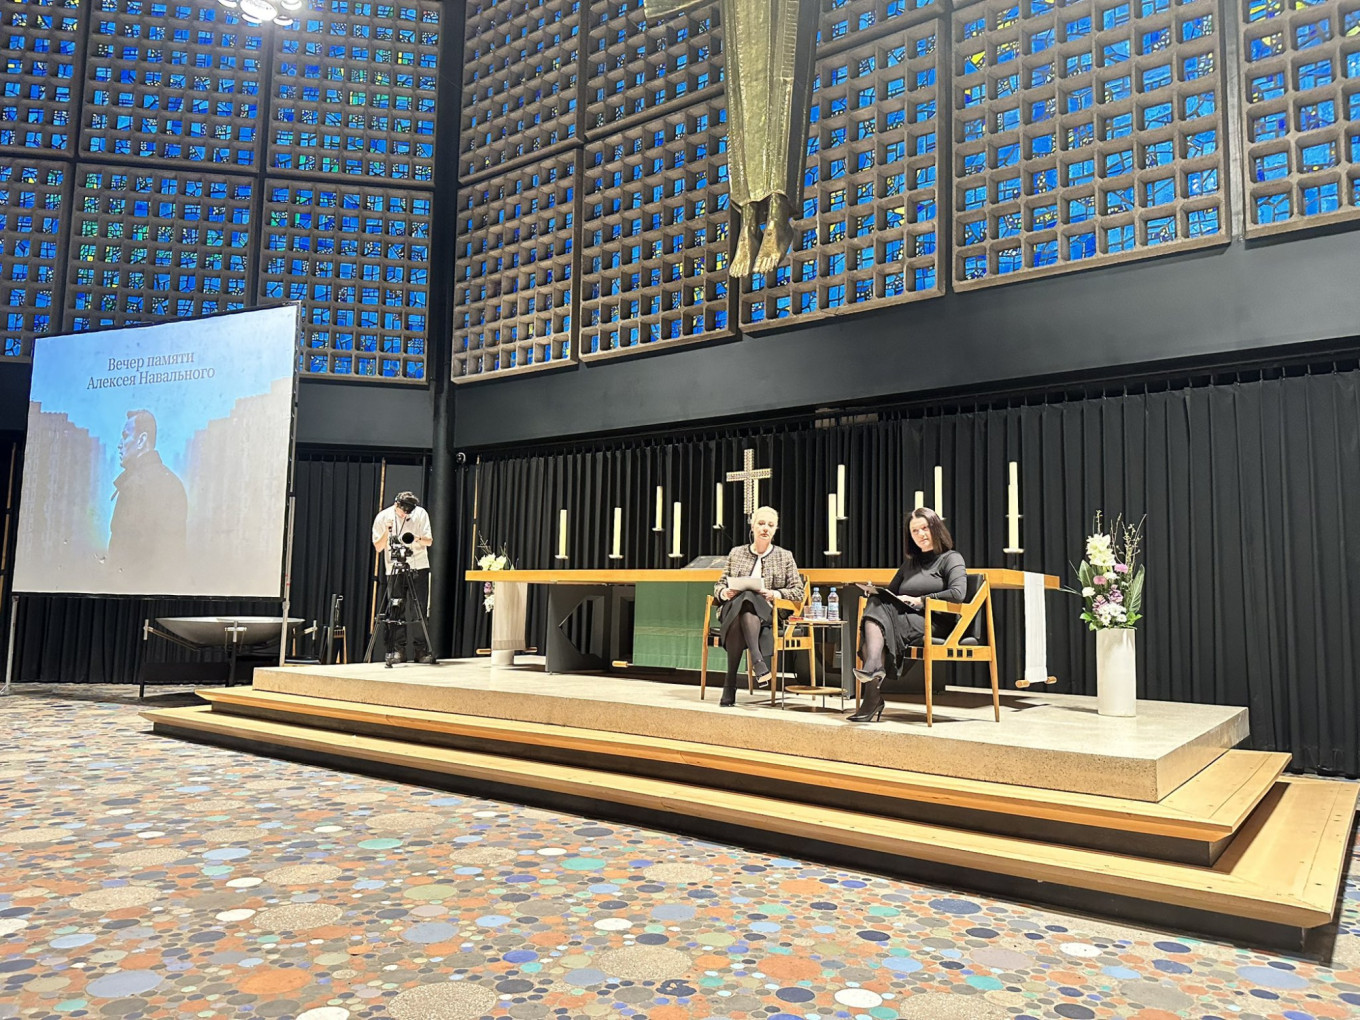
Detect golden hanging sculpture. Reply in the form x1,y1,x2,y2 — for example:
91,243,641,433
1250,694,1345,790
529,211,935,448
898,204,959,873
644,0,819,277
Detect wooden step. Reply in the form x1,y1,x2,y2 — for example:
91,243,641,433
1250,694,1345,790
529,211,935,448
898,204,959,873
197,686,1287,844
143,703,1356,931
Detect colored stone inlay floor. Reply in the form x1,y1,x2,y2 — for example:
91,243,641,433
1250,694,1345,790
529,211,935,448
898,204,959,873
1,686,1358,1020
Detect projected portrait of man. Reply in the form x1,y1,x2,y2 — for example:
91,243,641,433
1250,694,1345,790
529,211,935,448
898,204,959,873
108,408,189,589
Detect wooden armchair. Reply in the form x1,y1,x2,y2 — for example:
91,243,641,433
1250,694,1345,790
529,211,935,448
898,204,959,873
854,571,999,726
700,578,811,705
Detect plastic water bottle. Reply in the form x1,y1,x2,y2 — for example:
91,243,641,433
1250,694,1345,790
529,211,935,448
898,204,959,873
810,587,823,619
827,587,840,622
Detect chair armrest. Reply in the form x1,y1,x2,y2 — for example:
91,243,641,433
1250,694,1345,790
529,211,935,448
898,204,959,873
773,598,799,614
925,597,967,614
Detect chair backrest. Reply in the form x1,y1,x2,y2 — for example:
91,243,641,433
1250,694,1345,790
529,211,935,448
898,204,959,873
963,573,987,642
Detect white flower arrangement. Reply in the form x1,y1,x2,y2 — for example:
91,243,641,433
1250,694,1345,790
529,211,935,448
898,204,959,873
1075,513,1145,631
477,545,512,613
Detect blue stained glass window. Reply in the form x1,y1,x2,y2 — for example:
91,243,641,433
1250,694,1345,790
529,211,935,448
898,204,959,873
1105,149,1134,177
1066,87,1093,113
1255,192,1290,223
962,84,985,107
1296,60,1333,90
996,107,1022,132
963,117,985,140
1032,240,1058,266
1065,16,1092,41
1183,55,1214,80
1249,33,1284,61
997,41,1020,65
1146,215,1176,245
1069,232,1096,258
1181,15,1212,41
1252,150,1289,181
914,266,936,290
1300,141,1337,171
998,212,1022,237
1141,0,1169,14
1143,141,1174,168
998,247,1022,273
1141,29,1170,54
1185,130,1217,157
995,143,1021,167
1105,113,1134,139
1141,64,1173,91
963,17,986,38
1068,195,1095,221
1105,186,1134,212
1185,208,1218,237
1145,177,1175,205
1184,91,1216,119
1031,64,1055,88
963,254,987,279
1106,223,1135,251
962,219,986,244
1103,4,1130,30
1186,168,1218,195
1031,133,1055,156
1067,123,1095,148
1295,18,1330,49
1142,103,1173,129
1031,99,1054,122
1030,28,1054,53
1246,0,1282,21
1302,182,1339,215
964,185,987,210
1066,52,1093,75
1067,159,1095,185
995,74,1019,99
1032,168,1057,193
1298,100,1335,131
1103,41,1130,66
1033,204,1058,229
1104,76,1132,102
963,152,987,176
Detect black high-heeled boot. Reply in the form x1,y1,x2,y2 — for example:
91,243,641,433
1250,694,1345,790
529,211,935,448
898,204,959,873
848,674,885,722
719,673,738,707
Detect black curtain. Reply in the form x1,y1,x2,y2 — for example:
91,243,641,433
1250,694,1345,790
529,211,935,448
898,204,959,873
452,369,1360,775
6,450,425,683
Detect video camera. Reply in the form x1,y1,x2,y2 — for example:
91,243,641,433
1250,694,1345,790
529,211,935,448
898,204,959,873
388,528,417,566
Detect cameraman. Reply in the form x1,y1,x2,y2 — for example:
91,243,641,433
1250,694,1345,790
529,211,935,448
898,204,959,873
371,491,434,664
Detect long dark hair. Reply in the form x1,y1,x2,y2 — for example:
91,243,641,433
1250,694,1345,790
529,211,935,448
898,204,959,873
906,506,954,564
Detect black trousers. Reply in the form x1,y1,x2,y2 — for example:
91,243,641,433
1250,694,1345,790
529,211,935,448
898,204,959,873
381,567,430,657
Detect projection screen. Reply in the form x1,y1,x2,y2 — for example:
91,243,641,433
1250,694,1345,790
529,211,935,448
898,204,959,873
13,306,298,598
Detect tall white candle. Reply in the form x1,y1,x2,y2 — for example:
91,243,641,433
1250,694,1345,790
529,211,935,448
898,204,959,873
715,482,723,524
654,485,664,530
671,501,682,557
612,506,622,557
934,465,944,518
827,492,839,554
557,508,568,559
836,464,846,518
913,489,925,510
1007,461,1021,550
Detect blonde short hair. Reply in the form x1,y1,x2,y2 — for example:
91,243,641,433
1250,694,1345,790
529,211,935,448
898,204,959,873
750,505,779,527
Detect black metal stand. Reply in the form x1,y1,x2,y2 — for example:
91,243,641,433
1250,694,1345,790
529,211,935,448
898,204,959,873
363,564,436,668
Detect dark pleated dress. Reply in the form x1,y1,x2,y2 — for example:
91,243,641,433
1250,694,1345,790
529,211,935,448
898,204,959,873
861,550,968,675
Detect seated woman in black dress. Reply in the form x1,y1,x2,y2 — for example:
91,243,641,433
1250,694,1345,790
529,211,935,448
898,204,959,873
714,505,805,707
849,507,967,722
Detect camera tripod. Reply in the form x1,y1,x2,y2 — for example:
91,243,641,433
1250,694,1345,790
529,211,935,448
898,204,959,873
363,560,436,668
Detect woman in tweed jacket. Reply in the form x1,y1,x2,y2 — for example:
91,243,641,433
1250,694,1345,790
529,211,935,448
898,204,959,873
714,505,805,706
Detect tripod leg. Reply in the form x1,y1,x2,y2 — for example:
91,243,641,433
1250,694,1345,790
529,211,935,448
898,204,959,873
407,568,436,665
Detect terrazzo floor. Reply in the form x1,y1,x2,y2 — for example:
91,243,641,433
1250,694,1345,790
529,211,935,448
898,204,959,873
0,686,1357,1020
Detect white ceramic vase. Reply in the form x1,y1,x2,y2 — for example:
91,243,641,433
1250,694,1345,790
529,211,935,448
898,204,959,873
1096,628,1137,717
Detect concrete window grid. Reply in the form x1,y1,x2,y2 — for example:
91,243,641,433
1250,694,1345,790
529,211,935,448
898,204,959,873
579,100,734,360
0,161,69,359
583,0,725,136
0,0,83,156
452,151,580,381
950,0,1229,289
460,0,582,183
1237,0,1360,235
742,19,945,329
268,0,440,184
81,0,264,168
65,165,254,333
259,179,431,382
819,0,940,53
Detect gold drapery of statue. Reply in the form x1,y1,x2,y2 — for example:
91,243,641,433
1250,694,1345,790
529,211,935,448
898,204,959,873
644,0,819,277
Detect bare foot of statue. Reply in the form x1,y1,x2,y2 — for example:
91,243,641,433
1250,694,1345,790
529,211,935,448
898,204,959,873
753,193,796,275
730,202,763,278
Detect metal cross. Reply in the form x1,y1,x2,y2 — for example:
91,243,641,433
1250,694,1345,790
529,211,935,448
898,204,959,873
725,448,772,517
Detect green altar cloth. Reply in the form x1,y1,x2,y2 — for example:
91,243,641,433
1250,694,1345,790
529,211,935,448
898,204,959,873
631,581,711,671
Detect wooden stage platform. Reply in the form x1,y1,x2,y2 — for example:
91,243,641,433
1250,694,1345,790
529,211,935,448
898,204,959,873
142,658,1357,949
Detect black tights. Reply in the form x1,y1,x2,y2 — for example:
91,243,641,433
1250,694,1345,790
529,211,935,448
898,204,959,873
860,619,886,675
725,603,769,682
